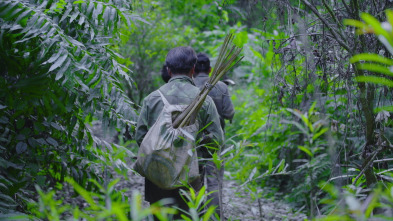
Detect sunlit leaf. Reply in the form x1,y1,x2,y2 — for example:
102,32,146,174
343,19,368,29
298,145,313,157
356,75,393,87
350,53,393,65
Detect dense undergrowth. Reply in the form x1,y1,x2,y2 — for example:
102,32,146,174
2,0,393,220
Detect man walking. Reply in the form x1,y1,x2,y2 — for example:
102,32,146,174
135,47,224,220
194,52,235,219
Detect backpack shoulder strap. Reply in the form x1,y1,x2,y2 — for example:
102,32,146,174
157,90,170,107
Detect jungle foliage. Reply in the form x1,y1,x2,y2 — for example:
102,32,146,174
0,0,137,218
2,0,393,220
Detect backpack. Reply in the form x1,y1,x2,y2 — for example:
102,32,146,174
134,90,200,189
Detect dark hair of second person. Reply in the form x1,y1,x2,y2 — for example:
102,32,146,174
195,52,211,73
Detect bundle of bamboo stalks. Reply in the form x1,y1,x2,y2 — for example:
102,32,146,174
172,33,244,128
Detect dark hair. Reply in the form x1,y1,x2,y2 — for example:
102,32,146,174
195,52,210,73
161,64,171,83
165,46,197,75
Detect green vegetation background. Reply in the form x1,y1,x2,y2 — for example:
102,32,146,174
2,0,393,220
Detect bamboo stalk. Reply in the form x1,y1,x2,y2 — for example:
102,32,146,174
172,33,243,128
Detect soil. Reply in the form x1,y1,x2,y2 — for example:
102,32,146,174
115,170,307,221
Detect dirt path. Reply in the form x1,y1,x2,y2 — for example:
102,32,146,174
222,179,307,221
118,171,307,221
90,123,306,220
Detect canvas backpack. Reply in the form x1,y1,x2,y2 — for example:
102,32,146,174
134,90,200,189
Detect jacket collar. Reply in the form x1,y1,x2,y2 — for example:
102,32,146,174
169,75,195,85
194,72,209,78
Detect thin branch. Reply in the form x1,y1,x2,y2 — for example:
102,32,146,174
377,168,393,175
322,0,343,28
352,146,383,185
301,0,351,52
264,33,322,42
341,0,353,17
373,158,393,163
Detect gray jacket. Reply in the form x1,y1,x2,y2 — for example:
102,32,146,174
194,73,235,130
135,75,223,147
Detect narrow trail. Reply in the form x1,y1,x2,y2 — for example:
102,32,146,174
117,171,307,221
222,179,307,221
90,124,307,220
60,167,306,220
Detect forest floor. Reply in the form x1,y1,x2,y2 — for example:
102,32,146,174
87,124,307,220
116,171,307,221
59,168,306,220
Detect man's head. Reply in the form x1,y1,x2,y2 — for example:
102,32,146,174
195,52,211,74
165,46,197,77
161,64,171,83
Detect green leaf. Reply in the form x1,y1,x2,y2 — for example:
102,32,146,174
107,178,120,194
69,11,79,23
361,13,393,45
0,2,18,18
15,9,32,24
27,137,38,148
55,58,71,81
16,142,27,154
298,145,313,157
44,48,63,65
180,214,192,221
66,177,99,210
88,178,104,191
308,101,317,116
50,122,62,131
0,116,9,124
313,127,328,141
49,53,68,72
60,6,72,23
78,15,85,25
86,2,94,17
357,63,393,77
350,53,393,65
35,138,47,145
87,70,102,87
343,19,367,28
268,159,280,174
0,193,15,203
374,105,393,113
93,3,103,20
281,119,309,136
356,75,393,87
9,8,23,20
46,137,58,147
202,206,216,221
16,118,25,129
103,6,110,27
0,213,29,220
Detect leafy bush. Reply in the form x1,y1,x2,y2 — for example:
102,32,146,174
0,0,138,215
313,8,393,221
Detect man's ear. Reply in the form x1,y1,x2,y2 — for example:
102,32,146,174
208,67,212,74
167,67,173,77
189,65,195,77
